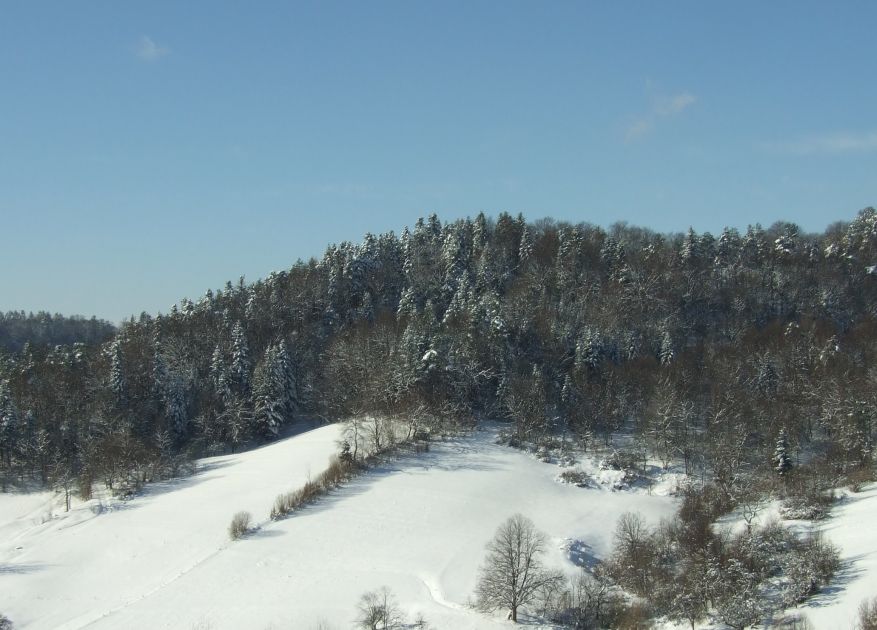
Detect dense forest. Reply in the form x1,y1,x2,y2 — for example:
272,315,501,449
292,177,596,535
1,209,875,506
0,311,115,353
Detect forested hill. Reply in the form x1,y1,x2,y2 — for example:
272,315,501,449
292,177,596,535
1,209,876,495
0,311,115,353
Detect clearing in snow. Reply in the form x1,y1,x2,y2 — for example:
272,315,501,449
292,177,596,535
4,423,875,629
1,423,678,629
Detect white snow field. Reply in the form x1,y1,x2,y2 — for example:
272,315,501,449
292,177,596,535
794,483,877,630
1,423,679,629
0,424,341,629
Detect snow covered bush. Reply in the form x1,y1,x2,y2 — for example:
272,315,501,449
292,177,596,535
0,613,12,630
599,484,840,629
559,452,577,467
599,450,642,487
803,532,841,582
781,532,840,604
600,449,638,472
715,586,763,630
780,466,836,520
536,445,551,462
780,486,834,520
228,510,251,540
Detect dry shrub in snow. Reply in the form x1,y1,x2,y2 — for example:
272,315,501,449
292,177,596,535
778,614,814,629
549,569,626,629
270,455,356,520
320,455,352,489
0,613,13,630
558,468,589,487
228,510,251,540
858,595,877,630
847,466,875,493
271,490,297,519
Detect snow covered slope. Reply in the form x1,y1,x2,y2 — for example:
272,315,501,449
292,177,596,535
0,424,341,629
796,483,877,630
1,424,678,629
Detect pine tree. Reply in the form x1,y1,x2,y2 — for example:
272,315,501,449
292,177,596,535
164,377,188,438
575,328,603,372
659,329,675,366
253,344,284,438
681,227,702,265
108,340,127,404
151,334,168,401
716,226,741,268
359,291,375,323
774,428,793,477
443,277,471,325
473,211,488,252
0,380,20,468
518,226,533,266
441,230,464,292
397,287,417,319
210,344,232,406
230,322,250,395
275,339,298,416
755,355,779,399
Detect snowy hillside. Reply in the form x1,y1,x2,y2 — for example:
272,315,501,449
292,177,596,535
795,483,877,630
4,423,874,630
0,424,341,629
1,424,678,629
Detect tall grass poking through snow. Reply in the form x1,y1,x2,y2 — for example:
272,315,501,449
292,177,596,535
228,511,252,540
270,417,433,521
270,455,355,520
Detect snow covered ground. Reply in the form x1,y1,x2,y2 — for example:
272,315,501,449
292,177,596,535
794,483,877,630
1,423,677,629
711,483,877,629
3,421,872,630
0,424,341,629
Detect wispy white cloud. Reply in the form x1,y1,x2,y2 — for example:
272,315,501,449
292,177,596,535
762,131,877,156
655,92,696,116
625,119,653,141
136,36,170,61
625,88,696,142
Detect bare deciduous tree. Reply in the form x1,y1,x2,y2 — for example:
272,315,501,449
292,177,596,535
475,514,564,622
608,511,656,595
356,586,402,630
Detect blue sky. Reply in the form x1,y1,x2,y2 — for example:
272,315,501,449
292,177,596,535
1,1,875,323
